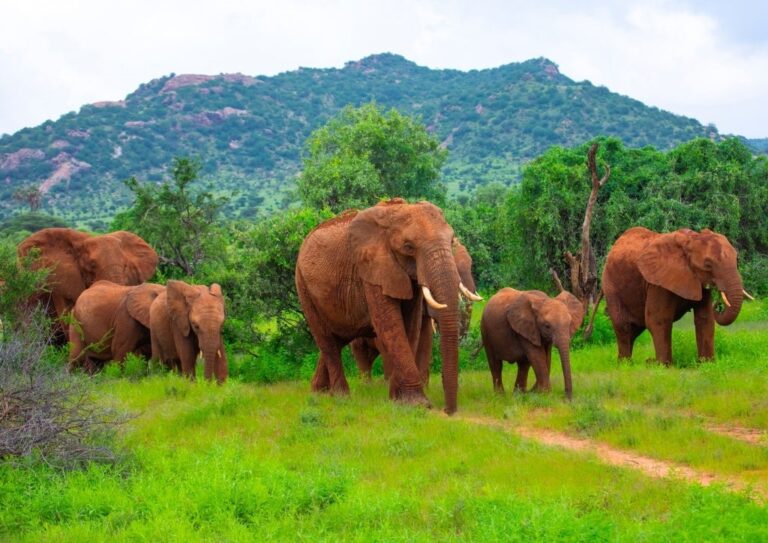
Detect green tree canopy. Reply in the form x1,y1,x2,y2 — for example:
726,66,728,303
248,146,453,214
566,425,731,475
111,157,229,277
298,103,447,212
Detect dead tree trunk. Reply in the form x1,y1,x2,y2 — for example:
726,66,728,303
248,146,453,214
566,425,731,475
563,143,610,340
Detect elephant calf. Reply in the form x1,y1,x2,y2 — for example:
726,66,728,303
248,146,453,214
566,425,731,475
69,280,164,373
149,280,228,383
481,288,584,398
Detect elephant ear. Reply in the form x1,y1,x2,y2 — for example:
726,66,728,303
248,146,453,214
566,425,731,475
556,291,585,337
109,231,159,283
506,294,542,347
637,230,702,301
166,280,199,337
126,283,165,328
18,228,90,298
348,204,413,300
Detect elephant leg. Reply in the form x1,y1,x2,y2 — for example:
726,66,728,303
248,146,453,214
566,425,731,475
486,346,504,393
514,361,530,392
313,337,349,394
693,291,715,360
111,320,143,371
350,338,377,380
364,285,428,407
67,323,84,371
645,287,675,365
528,349,551,393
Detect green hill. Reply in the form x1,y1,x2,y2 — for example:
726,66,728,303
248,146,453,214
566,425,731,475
0,53,719,229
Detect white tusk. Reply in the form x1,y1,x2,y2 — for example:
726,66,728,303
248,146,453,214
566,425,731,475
743,289,755,301
422,285,447,310
459,282,483,301
217,349,222,358
431,319,437,333
721,291,731,307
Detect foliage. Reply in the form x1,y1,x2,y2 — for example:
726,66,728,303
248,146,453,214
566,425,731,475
220,207,333,356
111,157,229,277
298,102,447,211
0,54,720,226
506,137,768,291
0,212,68,234
0,234,49,333
11,185,43,212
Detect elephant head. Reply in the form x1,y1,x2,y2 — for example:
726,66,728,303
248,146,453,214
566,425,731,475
18,228,158,315
349,199,466,413
166,280,227,383
637,228,744,325
506,290,584,398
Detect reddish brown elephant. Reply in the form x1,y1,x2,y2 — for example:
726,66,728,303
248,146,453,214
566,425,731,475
350,237,481,382
69,281,164,373
481,288,583,398
296,199,468,414
602,227,747,364
149,280,228,383
18,228,157,341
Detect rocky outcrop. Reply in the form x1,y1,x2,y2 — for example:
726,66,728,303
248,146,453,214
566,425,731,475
1,148,45,171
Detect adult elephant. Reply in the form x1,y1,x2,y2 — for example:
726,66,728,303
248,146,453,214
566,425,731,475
296,199,472,414
18,228,158,340
149,280,228,383
69,281,164,373
602,227,749,364
350,237,481,381
481,288,583,398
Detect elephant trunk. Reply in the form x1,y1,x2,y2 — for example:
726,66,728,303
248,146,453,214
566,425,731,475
423,250,461,415
200,335,221,382
555,337,573,400
713,270,744,326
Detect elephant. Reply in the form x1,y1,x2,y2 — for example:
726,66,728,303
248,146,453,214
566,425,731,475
295,198,475,414
149,280,228,383
17,228,158,342
68,280,164,373
350,237,481,382
481,288,584,398
602,226,748,365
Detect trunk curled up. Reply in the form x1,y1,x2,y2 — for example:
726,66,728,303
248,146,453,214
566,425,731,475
713,272,744,326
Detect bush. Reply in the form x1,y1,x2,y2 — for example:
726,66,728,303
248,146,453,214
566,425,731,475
0,320,127,467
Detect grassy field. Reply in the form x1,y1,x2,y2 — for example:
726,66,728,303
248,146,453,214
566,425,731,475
2,301,768,541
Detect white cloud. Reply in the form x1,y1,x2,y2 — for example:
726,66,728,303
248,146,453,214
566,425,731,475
1,0,766,137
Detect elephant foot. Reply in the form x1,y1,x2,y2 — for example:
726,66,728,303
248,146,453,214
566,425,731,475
397,388,432,409
329,380,350,396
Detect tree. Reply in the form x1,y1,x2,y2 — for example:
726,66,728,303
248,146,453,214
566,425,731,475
12,185,43,212
111,157,228,277
298,103,447,212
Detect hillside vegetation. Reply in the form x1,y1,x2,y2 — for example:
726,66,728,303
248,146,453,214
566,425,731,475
0,54,719,228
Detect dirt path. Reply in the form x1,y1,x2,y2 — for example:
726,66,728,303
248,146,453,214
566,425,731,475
706,423,766,445
456,414,766,501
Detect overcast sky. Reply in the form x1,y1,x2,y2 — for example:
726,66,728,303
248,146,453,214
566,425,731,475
1,0,766,138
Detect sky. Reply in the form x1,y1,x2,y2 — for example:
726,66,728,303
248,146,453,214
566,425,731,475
1,0,767,138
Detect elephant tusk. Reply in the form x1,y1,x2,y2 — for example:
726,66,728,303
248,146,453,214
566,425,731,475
743,289,756,301
459,282,483,301
431,318,437,333
422,286,447,310
217,349,222,358
720,291,731,307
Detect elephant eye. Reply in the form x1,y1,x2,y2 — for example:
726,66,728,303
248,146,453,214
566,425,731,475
402,241,415,253
703,259,713,270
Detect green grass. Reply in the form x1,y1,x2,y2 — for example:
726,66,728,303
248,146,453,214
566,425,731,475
2,300,768,541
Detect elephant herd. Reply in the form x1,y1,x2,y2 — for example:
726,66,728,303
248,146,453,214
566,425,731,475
16,200,751,415
17,228,228,382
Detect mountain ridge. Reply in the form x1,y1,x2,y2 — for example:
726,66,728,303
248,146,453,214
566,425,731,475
0,53,731,228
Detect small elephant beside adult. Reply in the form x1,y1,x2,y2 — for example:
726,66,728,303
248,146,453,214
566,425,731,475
150,280,228,383
18,228,158,341
481,288,584,398
69,280,164,373
602,226,752,364
296,198,475,414
351,237,481,382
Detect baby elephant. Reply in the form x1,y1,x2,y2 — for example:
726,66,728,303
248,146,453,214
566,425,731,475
481,289,584,398
150,280,228,383
69,280,165,373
